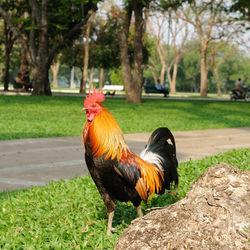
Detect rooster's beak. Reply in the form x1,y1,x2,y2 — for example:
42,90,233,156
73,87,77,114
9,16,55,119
82,108,86,111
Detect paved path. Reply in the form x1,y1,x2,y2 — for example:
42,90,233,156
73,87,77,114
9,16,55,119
0,127,249,192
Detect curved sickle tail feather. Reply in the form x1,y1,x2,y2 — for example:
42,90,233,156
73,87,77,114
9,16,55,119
140,127,179,191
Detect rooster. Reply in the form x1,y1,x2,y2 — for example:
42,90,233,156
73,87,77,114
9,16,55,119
82,89,178,235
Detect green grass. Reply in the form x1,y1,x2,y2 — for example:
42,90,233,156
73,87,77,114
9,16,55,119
0,95,249,140
0,148,249,249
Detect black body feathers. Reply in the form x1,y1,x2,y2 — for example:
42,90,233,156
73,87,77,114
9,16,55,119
142,127,178,190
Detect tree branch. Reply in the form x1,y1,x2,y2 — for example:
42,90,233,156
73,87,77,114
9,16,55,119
48,10,94,65
0,6,29,58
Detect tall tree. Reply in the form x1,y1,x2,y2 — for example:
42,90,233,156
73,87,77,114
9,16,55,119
118,1,148,103
0,1,25,91
0,0,99,95
89,10,121,89
175,0,243,96
167,17,190,94
80,12,96,94
117,0,189,102
50,53,62,88
147,15,168,85
181,40,201,92
147,11,191,94
209,41,237,96
3,18,16,91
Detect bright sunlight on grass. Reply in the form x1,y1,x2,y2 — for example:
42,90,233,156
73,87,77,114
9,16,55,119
0,148,249,249
0,95,249,140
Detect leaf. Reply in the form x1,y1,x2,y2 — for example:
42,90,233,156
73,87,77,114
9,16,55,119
55,24,68,30
25,24,39,31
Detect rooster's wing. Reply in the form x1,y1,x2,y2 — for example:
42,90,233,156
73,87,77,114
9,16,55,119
114,151,164,202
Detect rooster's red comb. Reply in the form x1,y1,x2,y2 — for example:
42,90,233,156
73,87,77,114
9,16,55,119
84,88,105,108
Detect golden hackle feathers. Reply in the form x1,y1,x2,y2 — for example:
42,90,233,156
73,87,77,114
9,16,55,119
84,104,128,161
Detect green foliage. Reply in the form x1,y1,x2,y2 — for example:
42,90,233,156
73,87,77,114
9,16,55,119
89,14,120,69
45,0,99,49
0,0,100,69
219,51,250,86
0,0,28,84
60,10,121,71
127,27,151,66
0,96,249,140
0,148,249,248
60,9,153,74
144,35,161,80
154,38,250,93
60,42,83,69
180,40,201,92
109,67,123,85
229,0,250,20
158,0,191,11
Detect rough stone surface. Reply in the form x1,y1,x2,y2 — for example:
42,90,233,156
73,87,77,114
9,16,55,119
115,163,250,250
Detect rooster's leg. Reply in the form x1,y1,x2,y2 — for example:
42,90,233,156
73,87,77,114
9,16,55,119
107,211,114,235
137,205,143,217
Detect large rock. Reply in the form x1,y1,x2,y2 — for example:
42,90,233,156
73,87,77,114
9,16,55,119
115,163,250,250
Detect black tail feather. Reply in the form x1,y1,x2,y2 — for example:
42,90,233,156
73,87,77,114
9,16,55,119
146,127,178,189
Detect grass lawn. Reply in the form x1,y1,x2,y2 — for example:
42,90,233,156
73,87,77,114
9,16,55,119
0,148,249,249
0,95,249,140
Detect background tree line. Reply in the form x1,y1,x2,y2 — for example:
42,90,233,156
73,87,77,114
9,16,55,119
0,0,249,102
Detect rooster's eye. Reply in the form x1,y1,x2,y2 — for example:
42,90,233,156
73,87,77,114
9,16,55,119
92,104,97,108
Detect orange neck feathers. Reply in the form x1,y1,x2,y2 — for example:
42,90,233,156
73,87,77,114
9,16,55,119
83,104,129,160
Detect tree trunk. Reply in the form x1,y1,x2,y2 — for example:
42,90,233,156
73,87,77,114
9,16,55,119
131,1,144,103
160,64,166,86
33,59,50,95
147,19,167,87
80,30,89,93
200,43,208,96
119,2,144,103
119,5,133,102
31,0,51,96
50,54,61,88
167,67,172,91
80,13,95,94
16,46,30,91
70,66,75,88
19,47,29,77
51,65,58,88
170,55,180,94
89,66,94,91
3,20,15,91
3,48,10,91
170,62,178,94
200,58,208,96
214,66,222,96
99,68,104,90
